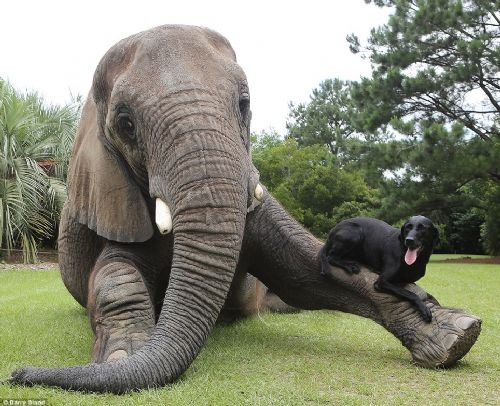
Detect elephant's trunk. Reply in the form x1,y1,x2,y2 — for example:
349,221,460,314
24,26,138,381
141,155,248,385
11,113,249,393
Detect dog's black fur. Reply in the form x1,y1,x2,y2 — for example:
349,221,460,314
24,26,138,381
320,216,439,322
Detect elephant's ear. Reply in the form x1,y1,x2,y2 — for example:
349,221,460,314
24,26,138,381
66,95,154,243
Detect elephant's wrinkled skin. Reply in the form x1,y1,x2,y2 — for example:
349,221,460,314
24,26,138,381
9,25,481,393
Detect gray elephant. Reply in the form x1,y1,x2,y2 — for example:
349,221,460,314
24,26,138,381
9,25,480,394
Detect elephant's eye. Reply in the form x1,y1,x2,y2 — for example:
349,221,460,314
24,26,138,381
116,112,136,140
239,92,250,121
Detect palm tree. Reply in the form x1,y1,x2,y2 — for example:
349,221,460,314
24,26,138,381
0,79,80,262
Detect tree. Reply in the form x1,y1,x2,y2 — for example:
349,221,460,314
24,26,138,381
482,181,500,254
0,79,79,262
368,119,495,216
345,0,500,253
349,0,499,145
252,134,378,237
287,79,364,163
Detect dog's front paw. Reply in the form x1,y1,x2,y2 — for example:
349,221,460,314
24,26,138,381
420,305,433,323
341,261,360,274
325,257,360,274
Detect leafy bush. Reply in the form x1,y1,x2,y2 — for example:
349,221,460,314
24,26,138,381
0,79,80,262
252,134,378,238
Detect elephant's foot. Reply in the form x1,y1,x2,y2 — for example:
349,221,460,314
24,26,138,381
93,327,153,363
88,261,155,363
220,274,297,322
262,290,300,314
383,294,482,368
323,266,481,368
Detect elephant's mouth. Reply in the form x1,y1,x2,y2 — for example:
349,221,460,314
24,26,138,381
153,183,265,235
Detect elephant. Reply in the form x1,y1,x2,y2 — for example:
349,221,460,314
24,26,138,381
9,25,481,394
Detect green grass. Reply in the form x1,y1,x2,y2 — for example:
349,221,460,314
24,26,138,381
0,263,499,405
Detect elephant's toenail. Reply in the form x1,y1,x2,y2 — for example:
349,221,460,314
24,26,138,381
443,333,458,350
456,316,476,330
107,349,128,362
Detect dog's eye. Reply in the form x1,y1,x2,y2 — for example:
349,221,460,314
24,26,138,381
405,224,413,230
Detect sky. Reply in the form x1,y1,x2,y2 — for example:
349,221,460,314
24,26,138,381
1,1,390,134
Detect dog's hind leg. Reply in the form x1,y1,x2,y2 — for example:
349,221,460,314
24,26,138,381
322,225,363,274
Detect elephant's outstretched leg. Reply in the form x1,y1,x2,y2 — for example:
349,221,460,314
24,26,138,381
243,192,481,368
88,260,155,363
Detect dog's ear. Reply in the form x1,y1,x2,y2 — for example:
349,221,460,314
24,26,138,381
399,223,407,243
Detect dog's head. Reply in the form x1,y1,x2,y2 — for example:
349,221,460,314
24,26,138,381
400,216,439,265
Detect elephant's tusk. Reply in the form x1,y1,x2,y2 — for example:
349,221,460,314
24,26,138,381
155,198,172,234
254,183,264,202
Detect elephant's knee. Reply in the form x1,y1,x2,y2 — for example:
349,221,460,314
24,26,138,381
88,261,155,362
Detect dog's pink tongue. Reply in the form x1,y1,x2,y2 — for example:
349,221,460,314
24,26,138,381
405,248,418,265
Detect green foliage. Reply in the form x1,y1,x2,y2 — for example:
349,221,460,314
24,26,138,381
350,0,500,142
374,121,492,217
440,209,485,253
482,181,500,254
280,1,500,253
0,79,80,262
252,135,377,237
351,119,495,253
282,77,495,252
287,79,362,161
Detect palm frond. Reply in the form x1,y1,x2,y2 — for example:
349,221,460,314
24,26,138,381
0,79,80,262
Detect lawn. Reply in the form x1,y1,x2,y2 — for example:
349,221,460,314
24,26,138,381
0,260,498,405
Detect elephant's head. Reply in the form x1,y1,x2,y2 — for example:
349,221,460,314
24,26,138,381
70,25,261,242
18,25,263,392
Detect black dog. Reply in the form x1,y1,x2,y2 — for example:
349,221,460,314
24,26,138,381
320,216,439,322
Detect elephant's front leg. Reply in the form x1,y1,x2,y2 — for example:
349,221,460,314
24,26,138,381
243,192,481,368
88,258,156,363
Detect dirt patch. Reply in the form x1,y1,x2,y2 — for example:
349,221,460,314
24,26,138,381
0,249,58,271
0,262,58,271
433,256,500,264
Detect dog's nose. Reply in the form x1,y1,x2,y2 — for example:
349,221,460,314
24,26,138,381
405,237,415,247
